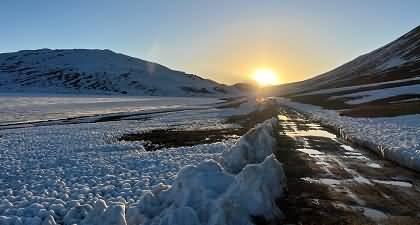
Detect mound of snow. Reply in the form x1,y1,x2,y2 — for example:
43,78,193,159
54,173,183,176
210,155,286,224
59,117,286,225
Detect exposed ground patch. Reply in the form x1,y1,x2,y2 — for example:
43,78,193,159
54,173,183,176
119,128,242,151
119,99,279,151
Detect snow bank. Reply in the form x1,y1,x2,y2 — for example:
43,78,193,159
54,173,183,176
49,117,285,225
277,98,420,172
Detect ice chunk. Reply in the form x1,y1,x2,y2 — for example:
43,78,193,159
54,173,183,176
155,207,200,225
220,118,278,173
162,160,234,222
97,203,127,225
0,216,23,225
41,215,57,225
219,155,286,220
209,155,286,225
63,204,92,225
80,200,107,225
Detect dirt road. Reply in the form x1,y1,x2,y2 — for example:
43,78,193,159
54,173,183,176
274,107,420,225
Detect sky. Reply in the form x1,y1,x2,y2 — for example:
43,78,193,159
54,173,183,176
1,0,419,85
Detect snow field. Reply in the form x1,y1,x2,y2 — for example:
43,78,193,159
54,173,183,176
52,117,285,225
0,109,236,224
0,98,286,225
0,95,221,125
276,98,420,172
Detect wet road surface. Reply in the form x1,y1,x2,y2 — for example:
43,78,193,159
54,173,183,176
274,108,420,225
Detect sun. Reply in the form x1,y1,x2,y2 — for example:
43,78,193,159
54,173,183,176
252,68,280,86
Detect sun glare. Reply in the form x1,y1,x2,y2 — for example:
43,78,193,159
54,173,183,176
252,68,280,86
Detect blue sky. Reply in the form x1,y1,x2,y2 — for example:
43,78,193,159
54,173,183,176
1,0,419,84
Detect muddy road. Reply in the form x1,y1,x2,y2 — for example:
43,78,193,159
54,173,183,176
274,108,420,225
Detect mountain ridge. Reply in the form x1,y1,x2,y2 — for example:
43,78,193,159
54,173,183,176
274,25,420,118
273,25,420,96
0,48,241,97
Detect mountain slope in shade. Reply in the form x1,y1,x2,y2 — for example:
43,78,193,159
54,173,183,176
274,25,420,96
0,49,240,96
272,25,420,117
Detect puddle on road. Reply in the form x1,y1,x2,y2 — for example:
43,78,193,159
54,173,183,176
302,176,413,192
334,203,388,222
316,161,330,166
340,144,355,151
367,162,382,168
297,148,324,155
307,123,322,130
287,129,337,139
344,155,370,160
344,152,363,156
372,179,413,188
359,207,388,222
302,177,366,205
301,177,341,186
277,115,289,121
279,114,337,139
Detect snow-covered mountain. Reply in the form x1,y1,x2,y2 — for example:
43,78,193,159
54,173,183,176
272,25,420,118
274,25,420,96
0,49,241,96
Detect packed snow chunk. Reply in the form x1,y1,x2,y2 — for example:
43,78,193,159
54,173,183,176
220,118,278,173
22,216,42,225
78,200,127,225
41,215,57,225
63,204,92,225
153,207,201,225
159,160,235,222
79,200,107,225
127,190,165,222
0,216,23,225
96,203,127,225
126,206,146,225
210,155,286,224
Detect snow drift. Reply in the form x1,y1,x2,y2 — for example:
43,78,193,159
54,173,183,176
14,117,284,225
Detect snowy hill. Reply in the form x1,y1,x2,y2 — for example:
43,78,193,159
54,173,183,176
0,49,240,96
274,25,420,96
274,25,420,117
